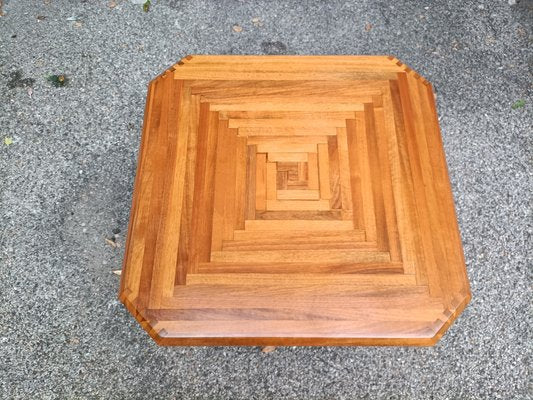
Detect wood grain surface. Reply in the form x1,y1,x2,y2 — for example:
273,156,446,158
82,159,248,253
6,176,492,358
119,55,470,346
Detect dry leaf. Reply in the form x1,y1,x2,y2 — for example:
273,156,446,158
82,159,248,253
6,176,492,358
113,269,122,276
261,346,276,353
232,24,243,33
365,23,372,32
143,0,150,12
252,17,263,26
105,238,118,248
73,21,82,28
108,0,117,8
47,74,68,87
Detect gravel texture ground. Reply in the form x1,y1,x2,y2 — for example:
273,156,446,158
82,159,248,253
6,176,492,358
0,0,531,398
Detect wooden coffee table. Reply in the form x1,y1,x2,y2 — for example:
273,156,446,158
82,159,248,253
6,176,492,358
119,55,470,346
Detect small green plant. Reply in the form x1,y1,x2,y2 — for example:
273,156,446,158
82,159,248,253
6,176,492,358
511,99,525,109
47,74,68,87
143,0,151,12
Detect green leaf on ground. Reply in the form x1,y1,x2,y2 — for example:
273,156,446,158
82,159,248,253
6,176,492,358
4,137,13,146
511,99,525,109
143,0,151,12
47,74,68,87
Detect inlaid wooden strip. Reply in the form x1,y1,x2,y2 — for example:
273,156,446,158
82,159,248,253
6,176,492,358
244,219,354,231
146,303,443,323
245,145,257,220
234,135,248,230
175,69,400,81
122,78,158,300
221,240,376,252
276,170,288,190
211,119,237,251
247,135,328,146
161,292,441,318
335,127,354,214
373,106,402,262
307,152,319,190
223,131,238,242
363,104,390,253
198,261,399,274
327,136,342,209
255,153,267,211
254,210,342,220
190,79,389,99
186,272,412,287
148,78,187,307
229,119,346,129
286,181,308,189
210,102,365,113
392,75,430,285
345,119,366,231
135,76,172,310
204,95,374,105
277,162,298,172
233,228,365,242
341,210,354,220
221,239,376,252
230,134,248,231
266,200,331,211
145,301,444,323
397,72,443,296
268,152,308,162
195,88,384,105
266,162,277,200
210,249,390,264
181,55,405,69
220,111,359,120
372,94,383,108
175,91,200,285
407,70,457,299
352,112,377,242
416,76,469,295
383,82,417,275
398,74,454,296
257,143,317,153
187,106,220,273
277,190,320,200
164,284,433,308
297,162,308,182
183,54,402,65
238,126,338,136
158,294,443,324
317,143,332,200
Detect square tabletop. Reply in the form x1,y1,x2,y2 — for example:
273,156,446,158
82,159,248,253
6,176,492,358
119,55,470,346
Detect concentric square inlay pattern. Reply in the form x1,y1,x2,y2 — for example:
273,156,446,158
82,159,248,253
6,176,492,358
119,55,471,346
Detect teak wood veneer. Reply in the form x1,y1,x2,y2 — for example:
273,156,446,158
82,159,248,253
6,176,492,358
119,55,471,346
